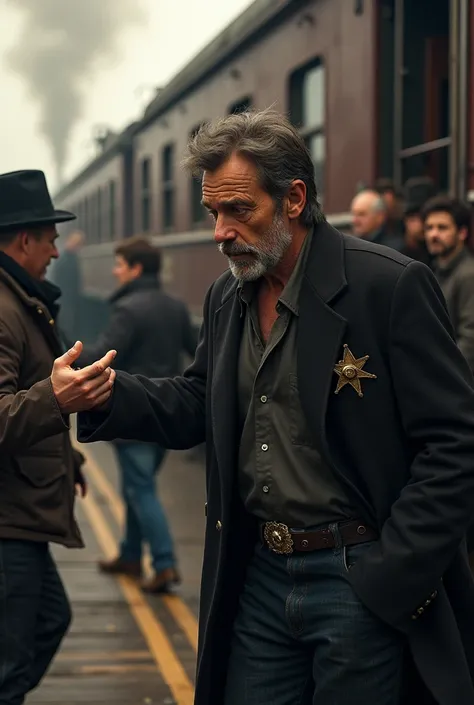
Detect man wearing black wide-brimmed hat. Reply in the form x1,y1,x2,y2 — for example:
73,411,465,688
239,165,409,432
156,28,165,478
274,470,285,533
0,170,117,703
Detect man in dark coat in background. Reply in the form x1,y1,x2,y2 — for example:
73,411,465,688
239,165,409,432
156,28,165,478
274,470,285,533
401,202,433,266
57,111,474,704
400,176,436,267
76,236,196,592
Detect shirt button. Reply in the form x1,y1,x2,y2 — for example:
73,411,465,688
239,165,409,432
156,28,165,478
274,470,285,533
216,520,222,531
261,443,269,451
260,395,268,403
262,485,269,493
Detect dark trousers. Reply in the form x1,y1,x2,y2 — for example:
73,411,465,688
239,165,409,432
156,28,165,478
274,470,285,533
224,523,404,705
0,540,71,705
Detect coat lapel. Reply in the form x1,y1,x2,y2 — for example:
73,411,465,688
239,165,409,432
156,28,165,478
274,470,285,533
297,222,348,451
211,276,244,501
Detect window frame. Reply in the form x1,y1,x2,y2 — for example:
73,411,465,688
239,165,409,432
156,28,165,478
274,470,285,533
288,57,326,202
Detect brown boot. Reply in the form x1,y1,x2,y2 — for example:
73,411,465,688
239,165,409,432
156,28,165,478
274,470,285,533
141,567,181,594
98,556,142,578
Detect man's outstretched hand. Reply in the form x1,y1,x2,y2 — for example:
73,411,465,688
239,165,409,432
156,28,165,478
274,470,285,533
51,341,117,415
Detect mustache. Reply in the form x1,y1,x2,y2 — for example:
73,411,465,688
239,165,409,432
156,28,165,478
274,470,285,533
219,242,259,257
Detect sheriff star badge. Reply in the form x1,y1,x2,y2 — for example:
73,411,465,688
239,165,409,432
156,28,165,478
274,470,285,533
333,344,377,397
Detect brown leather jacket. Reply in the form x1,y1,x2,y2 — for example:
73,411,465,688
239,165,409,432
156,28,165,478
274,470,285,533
0,267,83,547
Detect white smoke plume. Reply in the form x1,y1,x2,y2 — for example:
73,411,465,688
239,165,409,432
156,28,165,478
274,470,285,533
6,0,147,183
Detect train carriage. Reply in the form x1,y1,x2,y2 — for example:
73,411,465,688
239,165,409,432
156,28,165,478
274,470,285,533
53,0,474,326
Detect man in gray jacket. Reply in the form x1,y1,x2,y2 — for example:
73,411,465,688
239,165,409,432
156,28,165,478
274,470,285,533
424,195,474,373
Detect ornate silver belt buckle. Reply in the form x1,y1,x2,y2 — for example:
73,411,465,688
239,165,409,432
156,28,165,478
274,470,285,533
263,522,294,555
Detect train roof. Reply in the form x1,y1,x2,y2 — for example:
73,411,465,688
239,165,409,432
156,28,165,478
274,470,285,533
54,0,306,201
141,0,305,126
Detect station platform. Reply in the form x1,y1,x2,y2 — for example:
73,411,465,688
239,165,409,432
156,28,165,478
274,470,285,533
28,440,205,705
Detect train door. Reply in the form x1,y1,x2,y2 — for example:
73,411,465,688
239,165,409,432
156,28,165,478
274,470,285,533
378,0,469,198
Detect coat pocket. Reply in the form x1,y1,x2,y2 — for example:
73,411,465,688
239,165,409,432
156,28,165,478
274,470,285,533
3,455,69,536
343,540,377,573
15,455,66,488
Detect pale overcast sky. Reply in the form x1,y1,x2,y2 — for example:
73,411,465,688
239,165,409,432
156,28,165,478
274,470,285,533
0,0,254,191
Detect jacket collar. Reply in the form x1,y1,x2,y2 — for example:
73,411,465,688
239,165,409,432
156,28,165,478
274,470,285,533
110,274,159,304
0,253,60,318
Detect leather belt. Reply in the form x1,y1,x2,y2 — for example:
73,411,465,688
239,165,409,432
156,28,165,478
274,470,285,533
261,520,377,555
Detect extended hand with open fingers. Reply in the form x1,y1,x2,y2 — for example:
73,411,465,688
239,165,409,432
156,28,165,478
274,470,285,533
51,341,117,415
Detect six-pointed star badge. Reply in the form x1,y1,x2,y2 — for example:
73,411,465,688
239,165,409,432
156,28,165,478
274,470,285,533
333,344,377,397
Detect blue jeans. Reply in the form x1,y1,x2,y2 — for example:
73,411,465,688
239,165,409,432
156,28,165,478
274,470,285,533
115,442,176,573
0,540,71,705
224,523,404,705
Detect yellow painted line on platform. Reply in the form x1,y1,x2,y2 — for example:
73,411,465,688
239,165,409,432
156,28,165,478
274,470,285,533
81,487,195,705
56,650,152,662
78,443,199,653
78,664,158,675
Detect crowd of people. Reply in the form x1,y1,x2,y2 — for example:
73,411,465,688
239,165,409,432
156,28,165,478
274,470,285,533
350,180,474,374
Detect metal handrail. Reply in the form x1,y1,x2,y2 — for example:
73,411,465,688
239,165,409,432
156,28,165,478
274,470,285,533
399,137,451,160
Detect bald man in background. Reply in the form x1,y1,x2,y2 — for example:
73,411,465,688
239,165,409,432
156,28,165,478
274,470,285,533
351,189,404,252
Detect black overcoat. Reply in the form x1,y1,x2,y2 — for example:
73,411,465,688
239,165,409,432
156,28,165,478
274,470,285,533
78,223,474,705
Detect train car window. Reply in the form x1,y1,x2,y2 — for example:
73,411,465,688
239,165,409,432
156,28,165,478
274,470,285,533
392,0,451,194
189,124,207,226
289,58,325,203
141,157,152,233
96,188,102,243
109,180,116,239
162,144,175,231
228,96,253,115
84,198,89,243
89,193,97,244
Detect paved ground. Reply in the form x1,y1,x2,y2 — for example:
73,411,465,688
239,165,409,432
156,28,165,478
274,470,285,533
28,440,205,705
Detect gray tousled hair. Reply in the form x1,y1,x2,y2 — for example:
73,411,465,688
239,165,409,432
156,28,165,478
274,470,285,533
182,108,325,227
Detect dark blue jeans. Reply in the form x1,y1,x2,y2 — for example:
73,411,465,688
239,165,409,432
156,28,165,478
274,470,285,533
0,540,71,705
115,442,176,573
224,523,404,705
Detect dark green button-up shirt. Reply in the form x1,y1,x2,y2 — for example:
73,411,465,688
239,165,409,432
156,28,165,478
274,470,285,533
237,230,354,528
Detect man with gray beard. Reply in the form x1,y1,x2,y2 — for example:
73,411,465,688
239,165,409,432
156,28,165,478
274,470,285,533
61,109,474,705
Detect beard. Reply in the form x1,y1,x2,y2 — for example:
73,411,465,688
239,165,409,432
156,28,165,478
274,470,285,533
426,237,460,259
218,212,292,281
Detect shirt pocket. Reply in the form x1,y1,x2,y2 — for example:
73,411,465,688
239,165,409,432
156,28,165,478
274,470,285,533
289,373,316,447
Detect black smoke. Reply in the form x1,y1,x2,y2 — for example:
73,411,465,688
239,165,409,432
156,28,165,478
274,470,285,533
6,0,146,184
